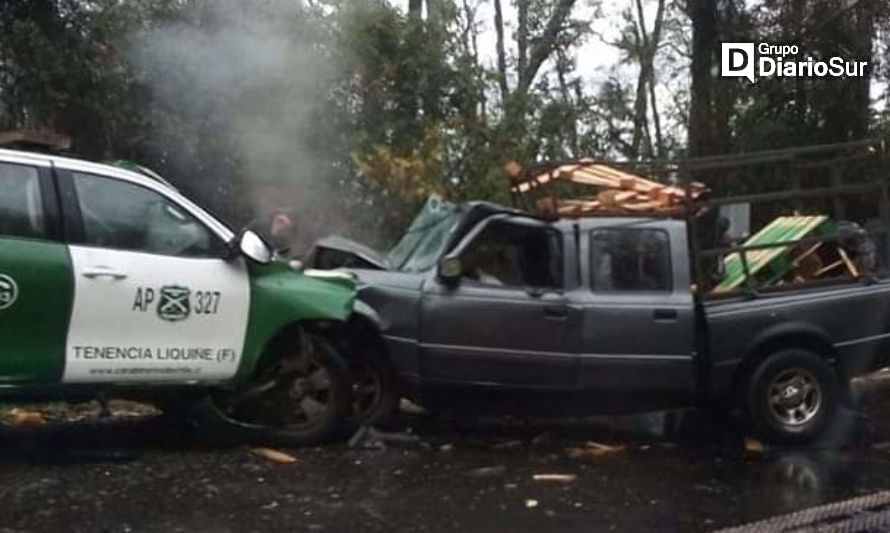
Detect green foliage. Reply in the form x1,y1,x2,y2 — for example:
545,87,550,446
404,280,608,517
0,0,888,244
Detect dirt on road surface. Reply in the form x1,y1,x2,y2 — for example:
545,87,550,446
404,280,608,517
3,379,890,533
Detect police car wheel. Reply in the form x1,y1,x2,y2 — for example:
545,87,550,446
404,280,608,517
210,333,350,445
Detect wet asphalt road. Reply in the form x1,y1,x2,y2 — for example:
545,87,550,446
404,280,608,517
4,382,890,532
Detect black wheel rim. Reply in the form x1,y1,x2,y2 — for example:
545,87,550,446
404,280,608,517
220,339,335,431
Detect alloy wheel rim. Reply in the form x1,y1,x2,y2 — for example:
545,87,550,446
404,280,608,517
767,368,821,427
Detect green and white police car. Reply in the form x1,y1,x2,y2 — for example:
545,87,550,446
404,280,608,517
0,148,380,444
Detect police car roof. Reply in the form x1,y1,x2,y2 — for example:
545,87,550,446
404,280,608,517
0,147,235,241
0,148,178,193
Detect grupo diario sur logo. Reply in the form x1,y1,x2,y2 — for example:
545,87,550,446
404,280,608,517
721,42,868,83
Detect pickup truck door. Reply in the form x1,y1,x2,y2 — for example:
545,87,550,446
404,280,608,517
576,221,697,399
0,158,72,383
419,217,579,388
57,169,251,383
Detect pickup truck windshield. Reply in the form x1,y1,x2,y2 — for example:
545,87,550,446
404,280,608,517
387,196,461,272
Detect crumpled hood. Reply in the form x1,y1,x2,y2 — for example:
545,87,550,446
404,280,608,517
311,235,390,270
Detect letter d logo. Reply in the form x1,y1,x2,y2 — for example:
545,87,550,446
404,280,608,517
721,43,755,83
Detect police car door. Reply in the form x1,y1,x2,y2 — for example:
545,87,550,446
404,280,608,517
58,168,250,383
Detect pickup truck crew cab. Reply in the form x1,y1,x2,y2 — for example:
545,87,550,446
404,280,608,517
0,148,361,444
311,196,890,444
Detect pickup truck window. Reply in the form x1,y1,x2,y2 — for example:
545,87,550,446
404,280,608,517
71,172,226,258
461,220,563,289
591,228,671,292
0,163,46,240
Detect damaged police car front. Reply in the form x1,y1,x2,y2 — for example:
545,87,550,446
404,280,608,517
0,148,363,444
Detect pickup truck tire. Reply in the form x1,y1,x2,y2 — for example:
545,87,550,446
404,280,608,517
745,348,839,445
205,333,351,446
347,347,399,428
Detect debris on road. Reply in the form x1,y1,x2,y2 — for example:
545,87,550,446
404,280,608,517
399,399,427,416
492,440,523,450
744,438,765,456
348,426,385,450
251,447,298,464
348,425,427,451
531,432,552,446
533,473,577,484
525,499,540,509
466,465,507,479
6,408,46,427
566,441,626,460
0,400,159,427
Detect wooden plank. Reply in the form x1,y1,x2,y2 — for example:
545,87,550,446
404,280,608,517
715,215,829,291
815,260,844,277
567,167,623,188
791,242,823,267
514,161,701,217
838,247,860,277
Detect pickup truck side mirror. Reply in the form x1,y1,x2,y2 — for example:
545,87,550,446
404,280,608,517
437,254,463,284
238,230,273,265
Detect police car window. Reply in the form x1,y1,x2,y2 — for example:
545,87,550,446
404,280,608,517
591,228,671,292
72,172,224,258
0,163,45,240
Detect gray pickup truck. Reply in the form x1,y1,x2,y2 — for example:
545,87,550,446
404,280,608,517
310,195,890,445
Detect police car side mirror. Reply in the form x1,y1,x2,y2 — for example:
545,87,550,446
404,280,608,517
437,254,462,285
239,230,273,264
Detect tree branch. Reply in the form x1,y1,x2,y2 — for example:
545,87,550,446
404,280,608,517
518,0,577,94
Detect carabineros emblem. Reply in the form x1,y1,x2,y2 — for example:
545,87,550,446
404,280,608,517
157,285,191,322
0,274,18,311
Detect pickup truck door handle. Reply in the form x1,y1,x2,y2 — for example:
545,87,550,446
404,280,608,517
653,308,678,321
82,266,128,280
543,305,569,320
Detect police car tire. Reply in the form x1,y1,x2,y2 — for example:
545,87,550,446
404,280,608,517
205,334,351,446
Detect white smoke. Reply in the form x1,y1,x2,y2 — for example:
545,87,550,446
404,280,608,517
131,0,356,250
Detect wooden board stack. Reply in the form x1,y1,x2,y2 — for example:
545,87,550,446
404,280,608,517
507,160,706,217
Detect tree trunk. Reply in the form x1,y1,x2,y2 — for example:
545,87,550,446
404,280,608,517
493,0,509,104
849,0,874,140
518,0,576,94
426,0,439,24
687,0,722,158
631,0,665,159
408,0,422,19
631,53,649,157
646,0,665,158
516,0,529,88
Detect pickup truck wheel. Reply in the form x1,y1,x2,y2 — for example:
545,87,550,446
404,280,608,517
746,348,839,445
347,348,398,428
209,333,350,446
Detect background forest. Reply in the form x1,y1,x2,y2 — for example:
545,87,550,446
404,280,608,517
1,0,889,247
